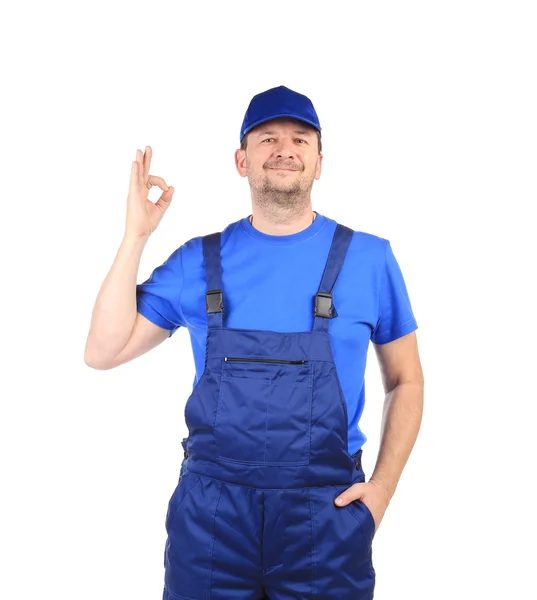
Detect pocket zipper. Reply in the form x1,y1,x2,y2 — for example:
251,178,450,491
224,357,308,365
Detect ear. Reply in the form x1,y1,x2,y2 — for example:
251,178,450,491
235,148,247,178
314,153,323,180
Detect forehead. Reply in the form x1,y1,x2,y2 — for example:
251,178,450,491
251,117,316,135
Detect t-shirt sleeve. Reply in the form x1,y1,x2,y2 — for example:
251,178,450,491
136,245,186,338
371,240,418,345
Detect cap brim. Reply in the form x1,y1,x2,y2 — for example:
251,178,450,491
242,113,321,141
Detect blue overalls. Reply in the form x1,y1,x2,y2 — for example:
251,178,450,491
163,224,376,599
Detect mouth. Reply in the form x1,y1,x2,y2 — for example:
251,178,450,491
269,168,297,171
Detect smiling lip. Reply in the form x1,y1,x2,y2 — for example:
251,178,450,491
270,168,296,171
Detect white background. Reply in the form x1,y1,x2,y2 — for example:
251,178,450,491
1,1,535,598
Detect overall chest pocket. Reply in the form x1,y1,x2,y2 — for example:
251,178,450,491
214,357,313,466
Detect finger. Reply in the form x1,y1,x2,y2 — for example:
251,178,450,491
136,149,144,189
129,160,138,194
143,145,152,183
154,186,174,213
335,494,351,506
147,175,169,192
335,485,364,507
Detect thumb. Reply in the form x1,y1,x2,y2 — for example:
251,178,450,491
155,185,174,213
334,484,364,507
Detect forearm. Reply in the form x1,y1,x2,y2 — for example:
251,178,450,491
369,381,424,501
84,233,149,364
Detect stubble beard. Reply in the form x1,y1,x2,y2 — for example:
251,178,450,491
246,158,316,216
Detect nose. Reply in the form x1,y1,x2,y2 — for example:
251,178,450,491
272,138,295,159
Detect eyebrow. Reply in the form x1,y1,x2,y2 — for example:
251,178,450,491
256,129,314,137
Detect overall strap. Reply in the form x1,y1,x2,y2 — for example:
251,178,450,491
201,223,354,332
313,224,354,333
202,232,224,329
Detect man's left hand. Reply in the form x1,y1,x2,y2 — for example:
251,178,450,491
334,479,391,533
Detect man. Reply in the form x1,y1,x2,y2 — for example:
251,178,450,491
85,85,424,599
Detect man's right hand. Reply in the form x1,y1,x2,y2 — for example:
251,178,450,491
125,146,174,238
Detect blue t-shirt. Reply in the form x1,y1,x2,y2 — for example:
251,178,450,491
136,212,418,453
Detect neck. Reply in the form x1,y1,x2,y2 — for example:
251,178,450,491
248,208,316,236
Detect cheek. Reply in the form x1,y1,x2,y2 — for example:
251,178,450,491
247,152,268,169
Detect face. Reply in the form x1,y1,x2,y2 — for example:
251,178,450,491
235,118,323,205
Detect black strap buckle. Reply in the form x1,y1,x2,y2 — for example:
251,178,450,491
314,292,333,318
206,289,224,314
181,437,189,459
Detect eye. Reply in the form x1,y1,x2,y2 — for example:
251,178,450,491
261,138,307,144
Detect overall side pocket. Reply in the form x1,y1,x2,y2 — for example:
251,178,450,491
165,470,201,532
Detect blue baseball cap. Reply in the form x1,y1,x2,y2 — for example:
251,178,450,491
240,85,322,143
